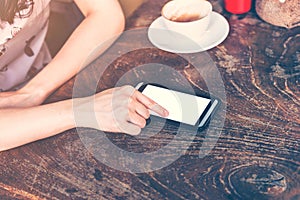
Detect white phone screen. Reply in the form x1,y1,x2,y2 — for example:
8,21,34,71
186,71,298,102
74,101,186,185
141,84,211,125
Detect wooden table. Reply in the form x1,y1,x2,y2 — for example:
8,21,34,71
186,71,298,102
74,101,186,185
1,0,299,199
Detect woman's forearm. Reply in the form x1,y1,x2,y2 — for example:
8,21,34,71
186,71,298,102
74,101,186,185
23,0,125,100
0,99,75,152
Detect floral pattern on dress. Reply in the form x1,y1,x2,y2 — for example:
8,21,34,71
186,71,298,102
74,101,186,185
0,0,51,91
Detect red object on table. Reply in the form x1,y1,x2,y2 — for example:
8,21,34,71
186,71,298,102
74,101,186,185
224,0,252,14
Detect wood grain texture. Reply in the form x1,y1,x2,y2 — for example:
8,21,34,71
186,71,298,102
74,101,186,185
0,0,299,199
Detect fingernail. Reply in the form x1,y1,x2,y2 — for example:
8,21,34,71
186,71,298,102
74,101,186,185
162,109,169,117
165,110,169,117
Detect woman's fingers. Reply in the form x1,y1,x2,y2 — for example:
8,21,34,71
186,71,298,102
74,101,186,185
110,106,143,134
116,85,168,118
127,110,147,128
121,122,141,136
115,86,168,134
133,90,169,117
132,100,150,119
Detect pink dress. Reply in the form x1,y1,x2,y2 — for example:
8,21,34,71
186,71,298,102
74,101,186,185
0,0,51,91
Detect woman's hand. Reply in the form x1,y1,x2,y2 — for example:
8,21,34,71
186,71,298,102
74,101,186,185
74,85,169,135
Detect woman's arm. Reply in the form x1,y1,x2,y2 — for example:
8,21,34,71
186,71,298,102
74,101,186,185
0,86,168,152
9,0,125,107
0,99,74,152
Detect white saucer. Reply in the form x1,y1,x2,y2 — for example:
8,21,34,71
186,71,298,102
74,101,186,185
148,12,230,53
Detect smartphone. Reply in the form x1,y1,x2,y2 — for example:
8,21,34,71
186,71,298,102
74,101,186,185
136,83,220,129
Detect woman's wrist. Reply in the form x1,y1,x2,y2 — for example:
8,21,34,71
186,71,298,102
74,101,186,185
20,76,58,104
56,99,76,130
19,85,48,105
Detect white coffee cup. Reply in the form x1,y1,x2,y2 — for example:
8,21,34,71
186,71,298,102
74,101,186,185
161,0,212,42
